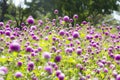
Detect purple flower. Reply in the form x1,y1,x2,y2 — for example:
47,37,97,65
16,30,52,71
63,16,69,22
43,52,51,59
0,66,8,74
116,74,120,80
76,48,82,55
9,42,20,52
58,73,65,80
115,54,120,61
0,22,4,27
56,70,62,77
54,55,62,62
26,46,33,52
27,61,34,71
54,9,59,14
44,66,52,74
27,16,34,24
72,31,79,38
17,61,22,67
73,14,78,19
14,72,23,78
82,21,87,25
5,30,11,36
59,30,65,36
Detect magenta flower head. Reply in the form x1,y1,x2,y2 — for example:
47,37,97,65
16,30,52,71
43,52,51,59
31,26,37,30
115,54,120,61
116,74,120,80
17,61,22,67
58,73,65,80
26,46,33,52
9,41,20,52
0,22,4,27
27,16,34,24
56,70,62,77
73,14,78,19
54,55,62,62
76,48,82,55
82,21,87,25
59,30,65,36
27,61,34,71
14,72,23,78
5,30,11,36
0,66,8,74
63,16,69,22
72,31,79,38
44,66,53,74
54,9,59,14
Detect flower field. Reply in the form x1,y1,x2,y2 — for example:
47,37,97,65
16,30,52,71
0,14,120,80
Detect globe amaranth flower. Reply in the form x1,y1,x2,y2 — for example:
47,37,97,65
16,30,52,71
14,72,23,78
44,66,52,74
54,55,62,62
59,30,65,36
27,16,34,24
116,74,120,80
54,9,59,14
27,61,34,71
115,54,120,61
58,73,65,80
72,31,79,38
73,14,78,19
43,52,51,59
63,16,69,22
0,66,8,74
9,41,21,52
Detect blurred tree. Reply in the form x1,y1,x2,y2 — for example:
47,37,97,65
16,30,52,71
0,0,8,21
25,0,120,24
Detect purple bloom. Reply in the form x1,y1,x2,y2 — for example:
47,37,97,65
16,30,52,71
63,16,69,22
17,61,22,67
5,30,11,36
72,31,79,38
54,55,62,62
116,74,120,80
0,22,4,27
27,61,34,71
14,72,23,78
27,16,34,24
115,54,120,61
58,73,65,80
9,42,20,52
44,66,52,74
26,46,33,52
43,52,51,59
0,66,8,74
76,48,82,55
56,70,62,77
59,30,65,36
54,9,59,14
73,14,78,19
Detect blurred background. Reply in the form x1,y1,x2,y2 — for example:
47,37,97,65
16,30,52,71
0,0,120,26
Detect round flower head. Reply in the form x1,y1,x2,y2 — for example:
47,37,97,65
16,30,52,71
5,30,11,36
72,31,79,38
54,9,59,14
14,72,23,78
9,41,20,52
115,54,120,61
44,66,52,74
54,55,62,62
0,22,4,27
116,74,120,80
73,14,78,19
76,48,82,55
43,52,51,59
27,16,34,24
82,21,87,25
63,16,69,22
26,46,33,52
58,73,65,80
0,66,8,74
59,30,65,36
